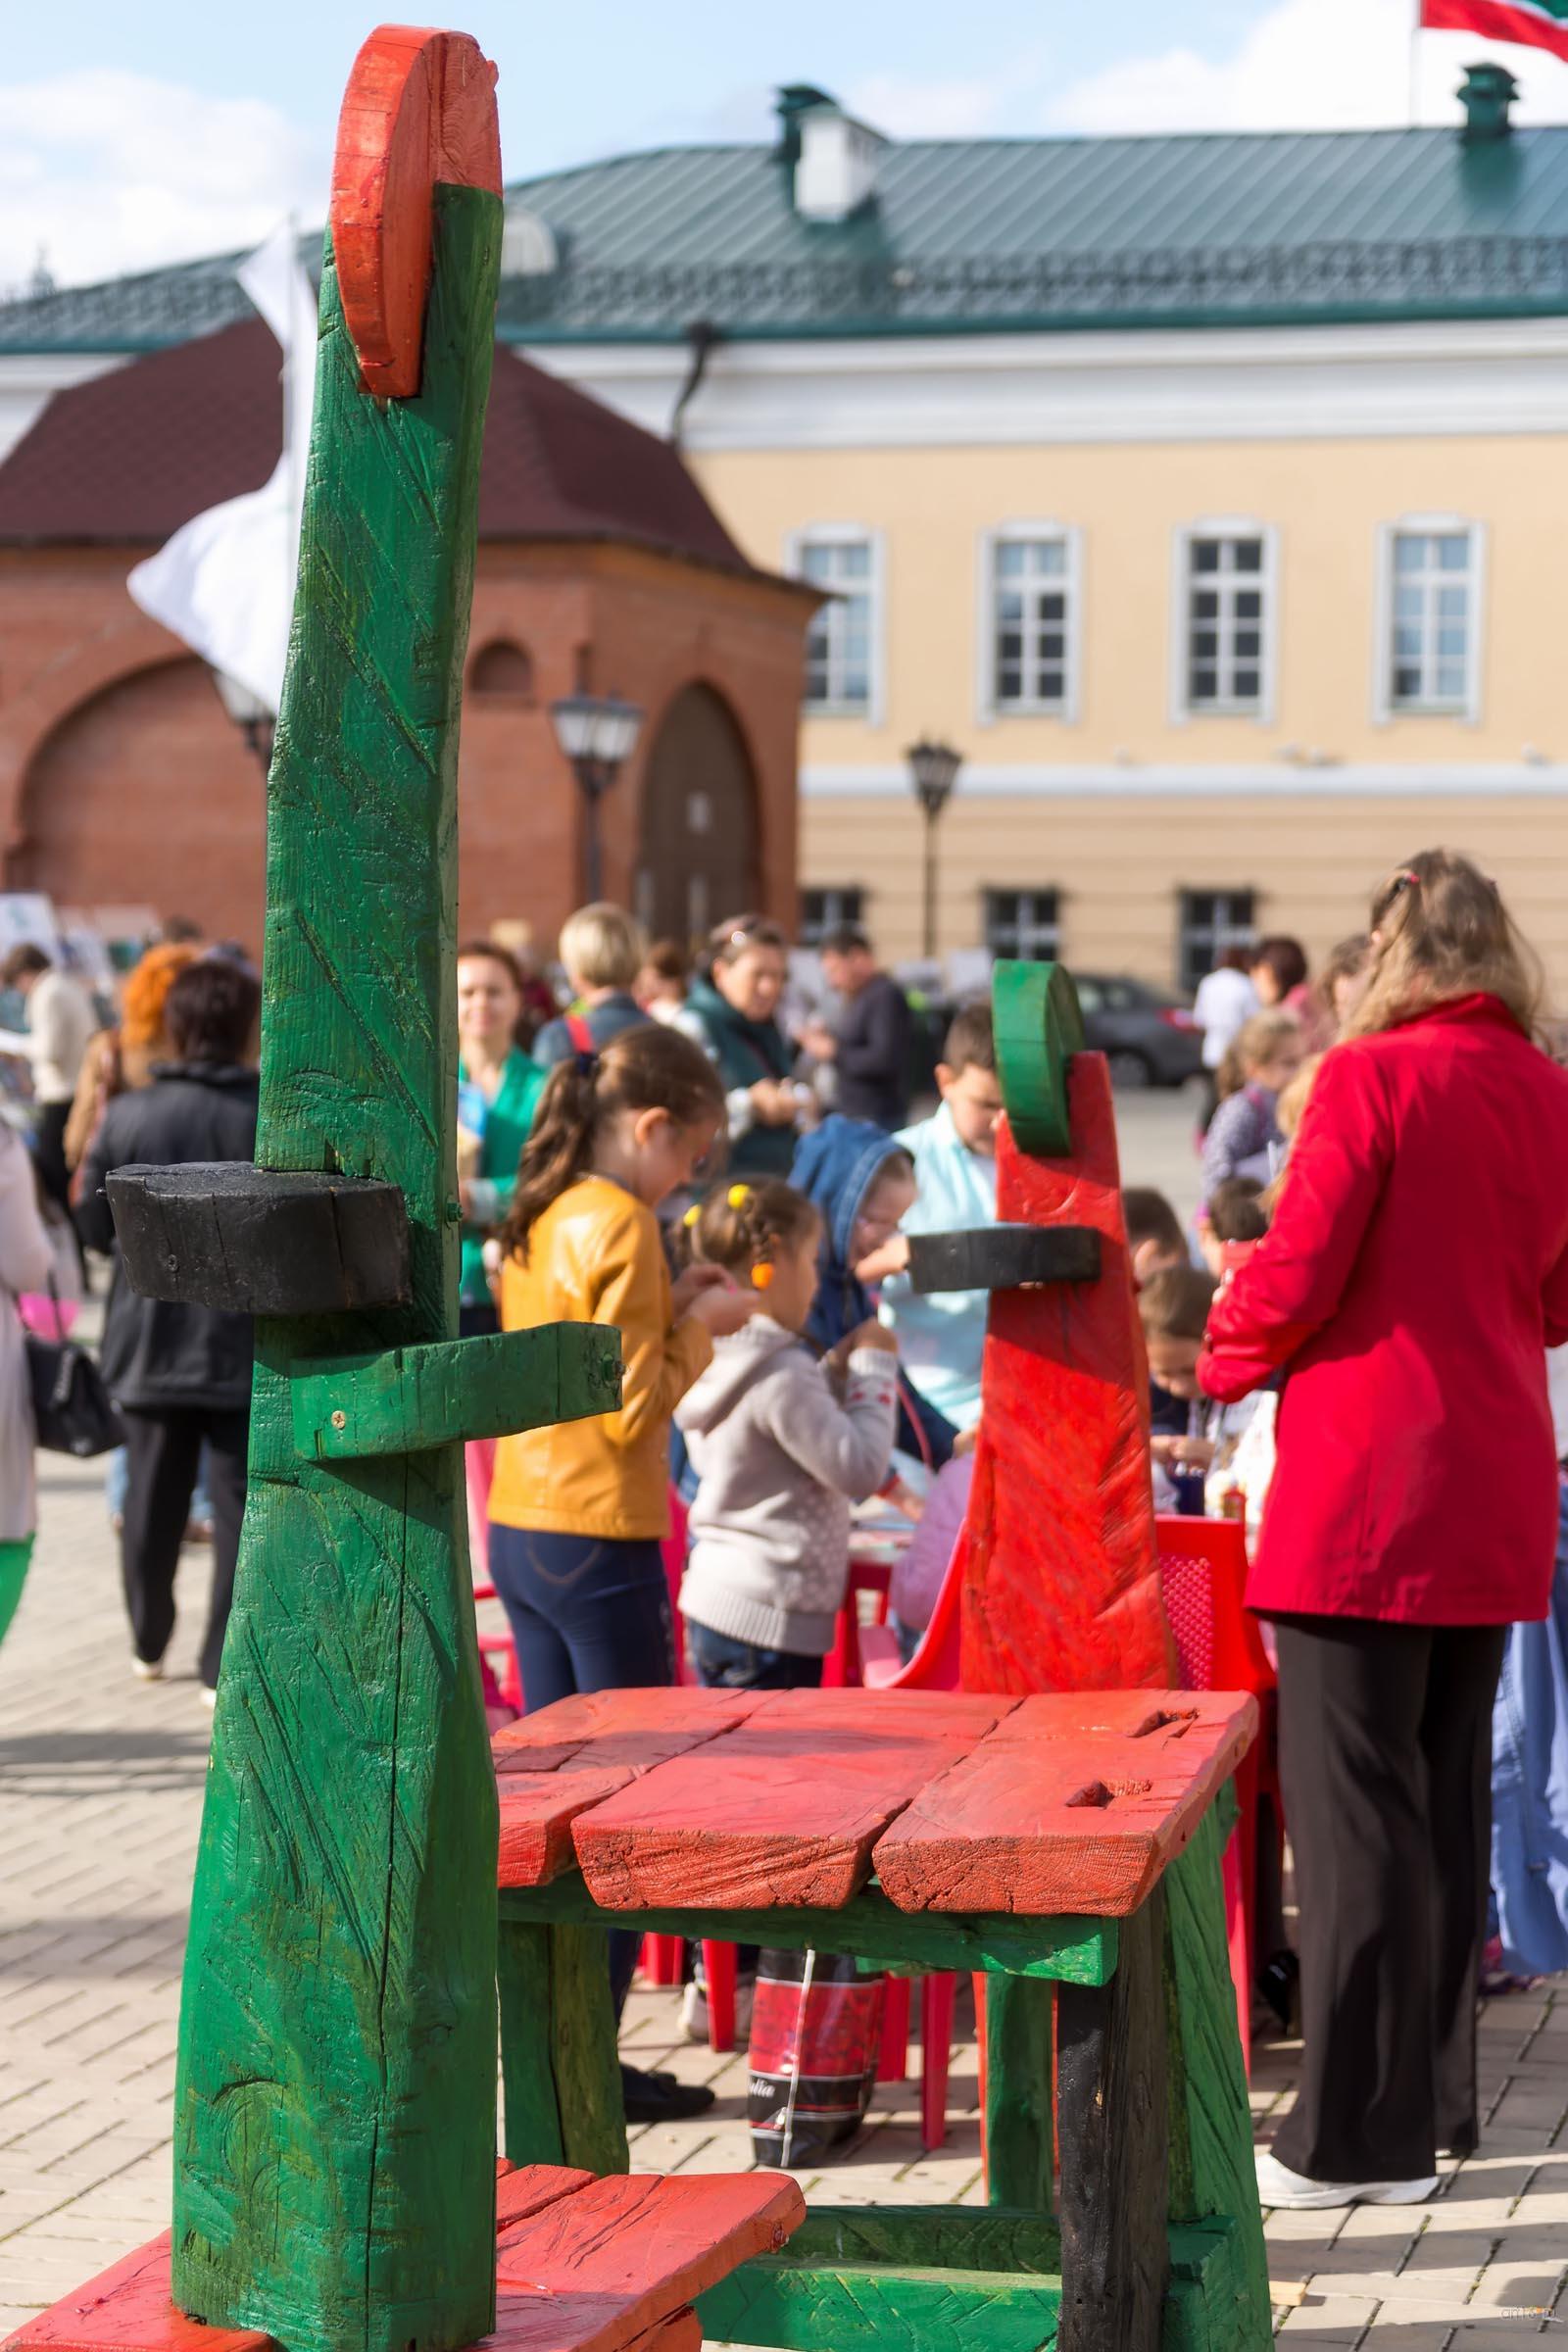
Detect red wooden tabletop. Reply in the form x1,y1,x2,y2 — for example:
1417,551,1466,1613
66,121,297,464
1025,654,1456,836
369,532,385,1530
493,1685,1256,1920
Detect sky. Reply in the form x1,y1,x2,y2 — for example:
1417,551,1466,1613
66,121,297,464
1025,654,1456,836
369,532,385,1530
7,0,1568,290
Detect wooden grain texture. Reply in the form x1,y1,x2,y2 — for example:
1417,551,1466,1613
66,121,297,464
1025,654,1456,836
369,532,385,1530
332,28,502,399
492,2172,804,2352
571,1690,1013,1911
1162,1805,1271,2351
498,1764,638,1886
992,960,1084,1158
492,1687,762,1778
1056,1886,1169,2352
547,1923,629,2177
872,1692,1258,1917
960,1050,1174,1696
500,1876,1116,1984
498,1921,566,2171
984,1976,1054,2214
107,1165,411,1315
1,2235,271,2352
784,2207,1059,2274
493,2164,592,2232
292,1325,622,1460
696,2260,1061,2352
171,188,504,2352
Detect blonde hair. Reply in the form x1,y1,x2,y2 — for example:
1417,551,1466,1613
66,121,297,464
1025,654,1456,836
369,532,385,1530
1348,850,1544,1041
559,902,647,992
500,1025,723,1261
1235,1008,1301,1076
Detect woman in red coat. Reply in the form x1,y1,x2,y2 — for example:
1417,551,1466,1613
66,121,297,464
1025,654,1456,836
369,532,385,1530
1201,850,1568,2212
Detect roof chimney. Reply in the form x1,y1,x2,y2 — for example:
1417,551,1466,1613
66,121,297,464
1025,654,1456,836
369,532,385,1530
1458,62,1518,141
775,85,887,222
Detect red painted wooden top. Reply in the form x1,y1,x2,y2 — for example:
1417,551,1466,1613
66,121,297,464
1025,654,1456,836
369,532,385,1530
5,2170,803,2352
330,24,503,400
493,1685,1255,1918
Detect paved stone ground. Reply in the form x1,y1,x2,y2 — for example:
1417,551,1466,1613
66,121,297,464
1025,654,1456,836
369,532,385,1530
2,1097,1564,2344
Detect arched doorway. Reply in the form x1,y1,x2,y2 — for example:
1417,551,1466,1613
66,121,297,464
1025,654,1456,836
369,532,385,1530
635,684,760,944
9,658,267,948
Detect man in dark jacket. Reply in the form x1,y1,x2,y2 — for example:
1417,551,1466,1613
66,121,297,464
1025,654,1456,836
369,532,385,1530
76,957,260,1700
803,924,912,1131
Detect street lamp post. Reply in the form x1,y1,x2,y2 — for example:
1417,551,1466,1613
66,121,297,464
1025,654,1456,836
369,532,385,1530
549,692,645,903
212,669,276,772
906,736,962,963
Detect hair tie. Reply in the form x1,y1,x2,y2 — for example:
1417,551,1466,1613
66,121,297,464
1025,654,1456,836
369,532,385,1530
1394,869,1422,896
727,1183,752,1209
682,1204,701,1230
573,1049,598,1080
751,1261,775,1292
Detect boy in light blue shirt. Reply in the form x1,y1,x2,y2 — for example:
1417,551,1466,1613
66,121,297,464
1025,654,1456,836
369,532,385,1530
864,1003,1002,1465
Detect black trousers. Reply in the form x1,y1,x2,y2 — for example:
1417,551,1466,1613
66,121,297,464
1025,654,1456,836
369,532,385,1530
1272,1614,1506,2182
120,1405,249,1690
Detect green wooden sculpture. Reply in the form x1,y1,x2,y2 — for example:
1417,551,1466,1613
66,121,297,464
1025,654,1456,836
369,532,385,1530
102,33,618,2352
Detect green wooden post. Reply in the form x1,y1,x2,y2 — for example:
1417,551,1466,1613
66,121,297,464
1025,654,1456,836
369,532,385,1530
151,44,624,2351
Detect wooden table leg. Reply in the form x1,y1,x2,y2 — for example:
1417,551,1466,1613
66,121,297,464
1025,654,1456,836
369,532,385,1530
1054,1885,1169,2352
983,1973,1054,2213
498,1917,628,2177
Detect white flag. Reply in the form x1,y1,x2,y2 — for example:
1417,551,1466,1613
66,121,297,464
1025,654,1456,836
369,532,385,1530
127,221,318,717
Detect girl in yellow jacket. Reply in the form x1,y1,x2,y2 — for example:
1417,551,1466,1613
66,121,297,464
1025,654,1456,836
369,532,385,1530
487,1024,754,2122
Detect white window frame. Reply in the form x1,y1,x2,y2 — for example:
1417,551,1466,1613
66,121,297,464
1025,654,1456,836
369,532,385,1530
1169,520,1280,726
976,522,1084,725
788,523,886,724
1372,515,1486,726
800,885,867,946
983,886,1063,963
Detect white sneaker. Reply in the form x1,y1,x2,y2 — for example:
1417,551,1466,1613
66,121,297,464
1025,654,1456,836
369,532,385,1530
130,1655,165,1683
1255,2149,1439,2211
680,1975,755,2045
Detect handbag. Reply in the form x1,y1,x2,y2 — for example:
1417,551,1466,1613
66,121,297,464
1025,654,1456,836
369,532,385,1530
24,1279,123,1458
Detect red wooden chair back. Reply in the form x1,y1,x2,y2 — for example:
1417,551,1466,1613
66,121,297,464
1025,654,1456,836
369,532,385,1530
1152,1515,1274,1697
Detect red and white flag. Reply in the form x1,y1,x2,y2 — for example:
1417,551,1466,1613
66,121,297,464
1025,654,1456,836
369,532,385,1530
1421,0,1568,62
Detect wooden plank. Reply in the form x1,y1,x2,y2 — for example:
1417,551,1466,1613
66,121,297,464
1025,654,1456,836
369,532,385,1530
574,1690,1013,1911
171,175,505,2352
292,1326,622,1461
547,1923,628,2178
498,1921,565,2171
2,2236,271,2352
785,2206,1059,2275
493,1688,761,1781
697,2261,1061,2352
499,1875,1117,1984
491,2172,804,2352
498,1764,638,1887
873,1694,1257,1918
985,1976,1054,2213
493,2163,591,2232
106,1165,412,1315
906,1222,1100,1294
619,2318,700,2352
1163,1804,1271,2351
1056,1887,1169,2352
960,1050,1174,1696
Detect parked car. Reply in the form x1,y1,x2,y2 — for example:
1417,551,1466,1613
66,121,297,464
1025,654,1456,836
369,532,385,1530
1072,973,1203,1090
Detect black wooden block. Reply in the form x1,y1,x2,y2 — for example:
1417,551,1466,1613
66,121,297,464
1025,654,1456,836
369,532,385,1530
906,1223,1102,1294
106,1164,413,1315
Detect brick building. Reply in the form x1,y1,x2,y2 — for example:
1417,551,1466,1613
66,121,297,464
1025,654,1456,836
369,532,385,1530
0,317,816,955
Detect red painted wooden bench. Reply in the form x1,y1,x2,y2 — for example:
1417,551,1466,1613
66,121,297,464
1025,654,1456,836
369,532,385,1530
4,2165,805,2352
494,1683,1267,2352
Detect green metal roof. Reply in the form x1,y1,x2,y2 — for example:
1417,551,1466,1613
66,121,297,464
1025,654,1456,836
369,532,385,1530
8,117,1568,353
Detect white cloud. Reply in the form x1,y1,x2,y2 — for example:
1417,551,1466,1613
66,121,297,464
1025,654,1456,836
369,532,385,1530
848,53,1052,140
1049,0,1568,137
0,70,327,293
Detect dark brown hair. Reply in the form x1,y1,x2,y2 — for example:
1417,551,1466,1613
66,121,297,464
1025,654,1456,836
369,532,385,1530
1123,1187,1183,1260
1250,936,1309,999
0,944,50,986
686,1178,820,1280
500,1023,724,1261
165,956,260,1064
1348,850,1544,1041
709,913,789,967
644,938,690,986
457,937,527,996
1138,1263,1216,1345
1206,1177,1268,1245
942,1002,995,1075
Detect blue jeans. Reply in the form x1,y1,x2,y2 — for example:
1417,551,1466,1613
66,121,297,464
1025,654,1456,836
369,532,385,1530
488,1525,675,2015
686,1622,824,1692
